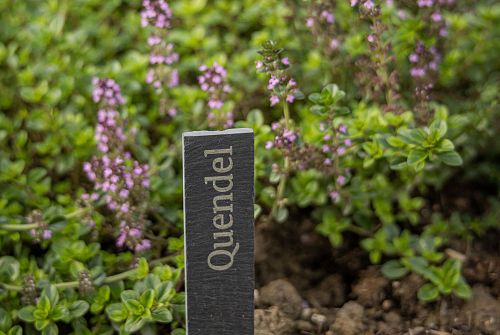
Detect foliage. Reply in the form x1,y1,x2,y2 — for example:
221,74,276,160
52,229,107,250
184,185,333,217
0,0,499,333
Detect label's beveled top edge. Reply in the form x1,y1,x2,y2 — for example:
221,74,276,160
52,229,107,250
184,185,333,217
182,128,254,138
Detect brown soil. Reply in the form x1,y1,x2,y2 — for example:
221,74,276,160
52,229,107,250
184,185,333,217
254,217,500,335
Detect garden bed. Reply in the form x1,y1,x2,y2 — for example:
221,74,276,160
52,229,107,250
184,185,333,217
254,218,499,335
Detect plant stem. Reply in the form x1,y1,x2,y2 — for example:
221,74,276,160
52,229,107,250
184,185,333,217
0,208,89,232
0,223,39,231
0,257,174,293
283,101,291,128
271,102,291,219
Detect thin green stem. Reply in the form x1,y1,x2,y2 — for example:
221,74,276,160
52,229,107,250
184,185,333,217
1,283,23,292
0,223,39,231
0,257,174,293
271,102,292,219
283,101,291,129
0,208,89,232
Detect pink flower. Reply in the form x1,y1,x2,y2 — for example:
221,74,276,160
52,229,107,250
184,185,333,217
329,191,340,202
409,53,419,63
286,94,295,103
431,12,442,22
42,230,52,240
330,38,340,50
135,239,152,252
270,95,280,106
281,57,290,66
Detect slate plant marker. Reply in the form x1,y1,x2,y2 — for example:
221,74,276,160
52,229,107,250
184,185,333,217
182,129,254,335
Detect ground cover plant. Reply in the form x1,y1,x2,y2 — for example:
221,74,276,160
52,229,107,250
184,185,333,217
0,0,499,334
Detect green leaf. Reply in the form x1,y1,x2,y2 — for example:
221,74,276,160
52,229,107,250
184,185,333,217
437,139,454,151
310,105,327,115
34,319,50,331
121,290,139,302
105,303,128,323
430,120,447,140
7,326,22,335
136,258,149,279
41,323,58,335
140,290,155,310
387,136,405,148
49,305,68,321
398,128,427,145
407,149,427,166
389,156,407,170
294,90,305,100
0,309,12,329
246,110,263,126
43,286,59,307
406,257,429,276
274,206,288,223
417,283,440,301
155,282,174,303
124,300,144,316
0,257,20,281
369,250,381,264
382,260,409,279
171,329,186,335
308,93,322,104
68,301,89,318
124,315,146,333
454,280,472,299
151,306,173,323
37,296,51,315
17,306,36,323
437,151,463,166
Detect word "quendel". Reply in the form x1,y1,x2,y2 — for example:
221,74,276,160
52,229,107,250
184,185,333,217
204,146,239,271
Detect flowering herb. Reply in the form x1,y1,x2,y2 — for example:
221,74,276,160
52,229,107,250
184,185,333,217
352,1,403,113
198,63,234,128
257,40,303,109
305,1,343,55
84,78,151,253
141,0,179,116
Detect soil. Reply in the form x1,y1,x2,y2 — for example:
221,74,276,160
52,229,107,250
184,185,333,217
253,216,500,335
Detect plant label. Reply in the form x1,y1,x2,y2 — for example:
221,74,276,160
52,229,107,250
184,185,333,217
182,128,254,335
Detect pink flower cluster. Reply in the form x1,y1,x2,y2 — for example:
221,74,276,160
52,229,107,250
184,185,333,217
141,0,172,29
305,2,342,53
198,63,234,128
409,42,441,80
92,78,125,107
198,63,231,109
351,0,375,10
266,122,298,151
94,109,126,153
84,78,151,253
417,0,455,7
142,0,179,92
318,123,352,203
27,210,52,242
256,57,299,107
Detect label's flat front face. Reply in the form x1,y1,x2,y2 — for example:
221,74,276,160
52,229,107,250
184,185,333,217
183,129,254,335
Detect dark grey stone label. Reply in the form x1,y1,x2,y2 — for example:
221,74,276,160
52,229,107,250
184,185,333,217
182,128,254,335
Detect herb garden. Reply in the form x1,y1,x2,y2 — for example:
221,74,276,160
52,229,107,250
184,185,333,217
0,0,499,334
